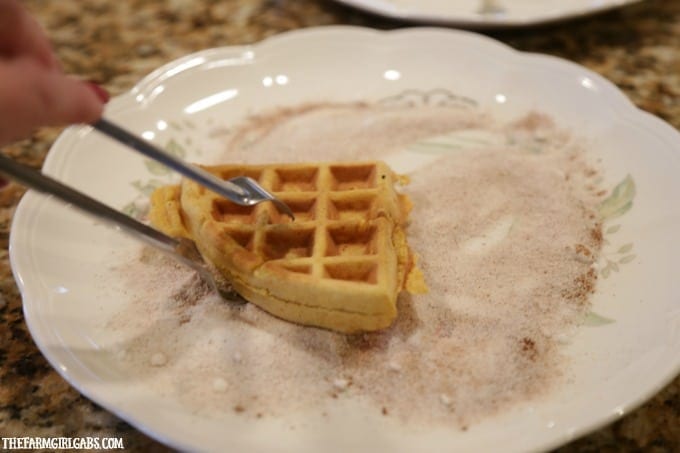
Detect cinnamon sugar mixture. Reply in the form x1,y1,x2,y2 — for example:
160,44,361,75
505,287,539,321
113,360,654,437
108,104,604,428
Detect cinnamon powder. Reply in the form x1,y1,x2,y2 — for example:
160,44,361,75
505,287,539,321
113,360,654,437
107,104,604,428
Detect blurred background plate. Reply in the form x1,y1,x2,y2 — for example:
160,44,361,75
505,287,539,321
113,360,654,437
332,0,645,27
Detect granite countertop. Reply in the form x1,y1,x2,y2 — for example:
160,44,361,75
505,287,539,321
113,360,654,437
1,0,678,451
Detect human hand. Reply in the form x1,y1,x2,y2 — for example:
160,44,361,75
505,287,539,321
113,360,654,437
0,0,107,147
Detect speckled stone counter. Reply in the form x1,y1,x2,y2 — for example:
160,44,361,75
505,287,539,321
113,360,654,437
1,0,678,451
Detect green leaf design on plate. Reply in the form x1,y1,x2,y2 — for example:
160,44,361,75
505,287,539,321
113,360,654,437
599,175,635,221
600,259,622,278
605,224,621,234
617,243,633,254
407,142,463,154
165,139,187,158
618,254,636,264
407,130,501,155
132,178,168,196
142,140,187,175
121,202,138,218
584,311,615,326
144,159,171,175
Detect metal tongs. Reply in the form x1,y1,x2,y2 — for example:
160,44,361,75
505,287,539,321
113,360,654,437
93,119,294,220
0,119,295,294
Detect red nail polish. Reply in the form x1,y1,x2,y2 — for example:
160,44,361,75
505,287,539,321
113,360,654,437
87,81,110,103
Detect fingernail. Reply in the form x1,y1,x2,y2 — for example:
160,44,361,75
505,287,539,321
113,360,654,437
0,177,8,189
86,81,110,103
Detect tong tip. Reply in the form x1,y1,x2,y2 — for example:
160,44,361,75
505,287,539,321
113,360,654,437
273,199,295,221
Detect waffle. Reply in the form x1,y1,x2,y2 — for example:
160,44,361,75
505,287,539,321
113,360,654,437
149,161,426,333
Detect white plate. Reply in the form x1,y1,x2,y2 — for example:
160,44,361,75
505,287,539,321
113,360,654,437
333,0,644,27
10,27,680,452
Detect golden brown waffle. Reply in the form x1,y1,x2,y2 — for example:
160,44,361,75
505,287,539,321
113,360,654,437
149,161,425,333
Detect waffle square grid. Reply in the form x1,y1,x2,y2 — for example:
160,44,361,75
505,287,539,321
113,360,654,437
206,162,398,287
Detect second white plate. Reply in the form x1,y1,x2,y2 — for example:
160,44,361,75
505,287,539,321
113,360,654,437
333,0,644,27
